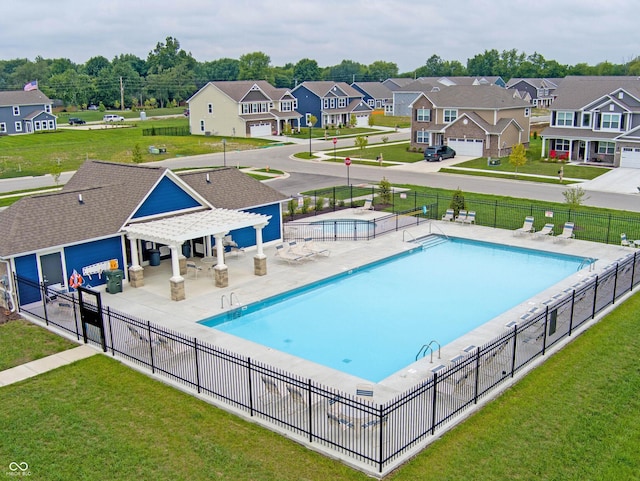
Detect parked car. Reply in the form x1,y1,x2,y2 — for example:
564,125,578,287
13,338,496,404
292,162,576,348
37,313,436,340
103,114,125,122
68,117,86,125
87,105,98,110
424,145,456,162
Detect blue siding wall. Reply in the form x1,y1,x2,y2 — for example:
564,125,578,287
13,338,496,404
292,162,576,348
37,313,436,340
211,203,282,249
14,254,41,305
292,86,321,127
64,236,124,289
132,176,201,219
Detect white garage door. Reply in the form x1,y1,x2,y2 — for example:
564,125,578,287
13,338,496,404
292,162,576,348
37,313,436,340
250,123,272,137
356,114,369,127
620,147,640,168
447,138,484,157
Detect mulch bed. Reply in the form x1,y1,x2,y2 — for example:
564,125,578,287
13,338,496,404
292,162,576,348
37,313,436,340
0,308,22,326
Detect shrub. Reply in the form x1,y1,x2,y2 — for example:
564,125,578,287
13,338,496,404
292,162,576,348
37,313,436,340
300,196,311,214
287,199,297,219
329,197,336,209
449,188,466,217
563,186,589,208
379,177,392,204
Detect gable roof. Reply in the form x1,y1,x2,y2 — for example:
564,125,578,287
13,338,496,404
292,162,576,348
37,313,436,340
412,84,530,110
0,89,51,107
383,78,416,90
550,76,640,110
351,82,393,99
188,81,290,104
294,81,363,98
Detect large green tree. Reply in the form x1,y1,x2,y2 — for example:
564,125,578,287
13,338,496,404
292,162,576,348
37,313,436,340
366,60,398,81
238,51,272,81
293,58,321,82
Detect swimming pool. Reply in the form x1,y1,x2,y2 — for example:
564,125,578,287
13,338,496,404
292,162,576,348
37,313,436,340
199,237,586,382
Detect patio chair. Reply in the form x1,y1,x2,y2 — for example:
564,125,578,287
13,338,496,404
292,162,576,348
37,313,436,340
186,261,202,278
287,241,316,260
441,209,454,222
274,244,305,264
534,223,554,238
621,233,633,247
286,385,308,408
302,238,330,257
261,376,284,404
555,222,575,241
463,211,476,225
454,210,468,223
514,216,535,235
356,199,374,214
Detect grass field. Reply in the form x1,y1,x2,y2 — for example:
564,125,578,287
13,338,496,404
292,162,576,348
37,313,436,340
2,290,638,480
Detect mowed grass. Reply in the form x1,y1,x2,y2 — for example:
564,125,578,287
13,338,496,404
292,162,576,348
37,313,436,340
2,292,639,480
0,118,272,179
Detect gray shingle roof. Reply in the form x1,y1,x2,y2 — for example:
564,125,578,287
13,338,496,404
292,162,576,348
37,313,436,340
421,85,530,109
295,81,363,98
196,81,287,103
351,82,393,99
0,89,51,107
550,76,640,110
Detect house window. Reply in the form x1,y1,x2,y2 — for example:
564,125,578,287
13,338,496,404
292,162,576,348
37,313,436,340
199,120,205,132
45,105,52,113
34,121,41,131
14,121,22,132
305,113,312,126
416,130,428,143
367,99,375,107
330,98,336,108
601,113,620,130
322,98,329,109
597,142,615,154
582,112,591,127
281,101,293,112
293,99,298,109
208,103,213,114
338,98,346,108
416,108,431,122
524,107,530,117
0,123,6,133
555,139,570,151
48,120,55,129
443,109,457,122
556,111,573,126
242,103,249,114
13,106,20,116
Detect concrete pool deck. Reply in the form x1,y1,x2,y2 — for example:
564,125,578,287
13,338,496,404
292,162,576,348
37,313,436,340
77,209,631,402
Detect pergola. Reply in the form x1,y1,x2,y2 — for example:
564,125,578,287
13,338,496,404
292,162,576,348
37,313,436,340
122,208,271,300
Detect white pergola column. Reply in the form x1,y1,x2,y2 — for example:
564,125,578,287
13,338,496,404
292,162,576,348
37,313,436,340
254,223,267,257
129,238,140,267
212,233,229,288
169,245,183,281
253,223,268,277
127,236,144,288
213,233,227,268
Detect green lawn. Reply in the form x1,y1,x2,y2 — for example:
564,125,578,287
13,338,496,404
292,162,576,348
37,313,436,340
55,106,186,124
2,291,638,480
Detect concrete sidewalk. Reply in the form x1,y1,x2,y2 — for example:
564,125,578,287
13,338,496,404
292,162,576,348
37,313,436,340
0,344,97,387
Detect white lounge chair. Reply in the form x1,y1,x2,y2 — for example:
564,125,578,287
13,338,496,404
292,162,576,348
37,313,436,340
274,244,305,264
534,223,554,238
463,211,476,224
455,210,468,223
356,199,374,214
441,209,454,221
303,238,330,256
621,233,634,247
186,261,202,278
288,241,315,260
555,222,575,241
514,216,535,235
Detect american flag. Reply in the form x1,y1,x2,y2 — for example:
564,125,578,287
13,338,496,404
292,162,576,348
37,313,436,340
23,80,38,91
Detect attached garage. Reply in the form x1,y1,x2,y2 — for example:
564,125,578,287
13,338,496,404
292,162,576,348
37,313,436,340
620,147,640,168
355,114,369,127
249,123,272,137
447,138,484,157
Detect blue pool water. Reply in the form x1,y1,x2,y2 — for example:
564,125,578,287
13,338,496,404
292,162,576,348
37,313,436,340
200,237,585,382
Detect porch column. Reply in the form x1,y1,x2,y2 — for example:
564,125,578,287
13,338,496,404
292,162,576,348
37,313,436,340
213,233,228,288
253,223,267,276
585,141,591,162
541,137,546,158
169,245,185,301
128,237,144,288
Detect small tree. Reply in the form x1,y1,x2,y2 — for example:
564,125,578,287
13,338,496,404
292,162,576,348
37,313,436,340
350,114,356,127
300,196,311,214
450,188,466,217
379,177,392,204
509,143,527,174
562,186,589,208
368,115,375,127
354,135,368,152
287,198,297,219
131,144,143,163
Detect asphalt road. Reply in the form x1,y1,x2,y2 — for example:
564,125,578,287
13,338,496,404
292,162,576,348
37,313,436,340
1,132,639,213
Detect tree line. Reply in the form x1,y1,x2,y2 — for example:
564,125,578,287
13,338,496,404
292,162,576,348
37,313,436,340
1,36,638,110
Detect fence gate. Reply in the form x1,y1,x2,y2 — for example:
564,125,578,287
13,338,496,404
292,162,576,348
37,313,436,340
77,286,106,352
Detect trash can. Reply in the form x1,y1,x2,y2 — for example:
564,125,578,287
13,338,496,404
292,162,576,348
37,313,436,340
105,269,123,294
182,242,191,258
148,249,160,266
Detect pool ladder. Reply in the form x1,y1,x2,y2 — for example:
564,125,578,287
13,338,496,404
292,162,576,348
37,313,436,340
577,257,596,272
415,340,441,363
221,292,242,309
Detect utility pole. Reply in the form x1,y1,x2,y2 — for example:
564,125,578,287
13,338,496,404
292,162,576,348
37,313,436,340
120,77,124,111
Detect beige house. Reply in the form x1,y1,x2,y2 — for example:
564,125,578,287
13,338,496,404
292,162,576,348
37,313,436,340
187,81,302,138
410,85,531,158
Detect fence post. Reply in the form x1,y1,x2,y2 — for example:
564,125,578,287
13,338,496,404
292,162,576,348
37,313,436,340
248,357,254,416
510,325,518,377
146,320,156,374
591,276,599,319
606,213,612,244
494,200,498,228
194,338,201,394
430,373,438,435
307,379,313,442
378,404,384,473
473,348,481,404
612,263,619,304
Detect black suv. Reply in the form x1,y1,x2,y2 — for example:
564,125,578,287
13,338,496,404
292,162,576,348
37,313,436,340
424,145,455,162
68,117,86,125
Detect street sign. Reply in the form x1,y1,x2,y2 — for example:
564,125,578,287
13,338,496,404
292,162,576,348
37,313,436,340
345,157,351,166
333,137,337,144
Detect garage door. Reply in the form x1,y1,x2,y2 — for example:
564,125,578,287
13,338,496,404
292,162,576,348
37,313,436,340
620,147,640,168
356,114,369,127
447,138,484,157
249,123,272,137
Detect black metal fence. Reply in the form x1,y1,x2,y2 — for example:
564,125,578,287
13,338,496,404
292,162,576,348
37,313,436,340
295,186,640,245
15,250,640,474
142,126,191,136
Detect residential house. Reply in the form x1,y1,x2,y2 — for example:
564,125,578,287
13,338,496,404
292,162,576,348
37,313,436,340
351,81,394,114
540,76,640,167
0,89,57,135
506,78,562,107
410,84,531,157
291,81,373,128
187,81,302,138
382,78,416,91
0,161,287,305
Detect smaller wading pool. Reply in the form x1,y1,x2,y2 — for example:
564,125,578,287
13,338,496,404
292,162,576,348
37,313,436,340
200,236,589,382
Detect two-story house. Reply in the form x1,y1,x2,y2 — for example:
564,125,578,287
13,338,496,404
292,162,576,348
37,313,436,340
0,90,57,135
540,76,640,167
291,81,372,128
187,81,302,138
410,84,531,158
351,82,394,114
506,78,562,107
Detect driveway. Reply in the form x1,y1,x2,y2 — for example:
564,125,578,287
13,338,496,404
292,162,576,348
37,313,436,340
580,168,640,195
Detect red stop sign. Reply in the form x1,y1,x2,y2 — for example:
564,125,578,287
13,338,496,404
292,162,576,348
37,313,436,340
333,137,337,144
345,157,351,166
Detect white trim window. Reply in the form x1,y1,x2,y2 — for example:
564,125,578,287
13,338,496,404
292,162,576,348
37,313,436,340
12,106,19,116
556,111,573,126
601,113,620,130
367,99,375,107
48,120,55,129
14,121,22,132
207,103,213,114
555,139,570,151
581,112,591,128
34,121,41,131
330,98,336,108
199,120,205,132
322,98,329,109
416,130,428,143
597,142,615,154
443,109,457,123
338,98,347,108
524,107,530,117
416,108,431,122
45,105,52,113
280,101,293,112
0,122,6,133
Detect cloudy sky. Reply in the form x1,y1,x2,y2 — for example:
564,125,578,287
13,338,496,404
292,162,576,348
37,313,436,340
2,0,638,72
